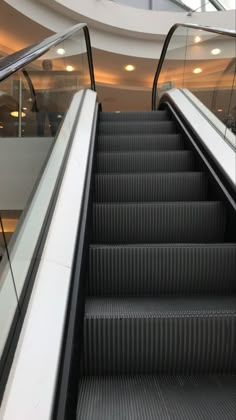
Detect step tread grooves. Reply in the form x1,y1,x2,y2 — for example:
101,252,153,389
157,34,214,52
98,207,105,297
92,201,226,243
95,172,208,202
77,376,236,420
97,151,195,174
100,110,170,121
99,121,177,135
81,297,236,375
88,244,236,296
85,296,236,318
98,133,184,152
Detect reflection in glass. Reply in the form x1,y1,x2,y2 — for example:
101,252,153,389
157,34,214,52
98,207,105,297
157,27,236,139
155,27,188,107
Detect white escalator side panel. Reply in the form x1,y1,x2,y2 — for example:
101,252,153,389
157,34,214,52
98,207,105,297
0,89,97,420
161,89,236,187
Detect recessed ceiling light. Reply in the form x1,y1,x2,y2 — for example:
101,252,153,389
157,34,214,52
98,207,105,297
194,36,201,43
211,48,221,55
57,48,65,55
193,68,202,74
124,64,135,72
66,65,74,72
10,111,26,118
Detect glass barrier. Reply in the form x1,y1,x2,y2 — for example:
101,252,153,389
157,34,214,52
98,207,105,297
0,24,94,373
0,213,20,369
155,26,236,150
155,26,188,100
0,31,90,139
225,64,236,153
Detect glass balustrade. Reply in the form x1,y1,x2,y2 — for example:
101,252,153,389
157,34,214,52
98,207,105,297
154,26,236,152
0,213,20,377
0,24,94,372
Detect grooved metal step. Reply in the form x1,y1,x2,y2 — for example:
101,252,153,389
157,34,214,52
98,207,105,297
95,172,208,202
99,121,177,135
97,151,195,173
81,296,236,375
88,244,236,296
98,134,184,152
100,110,170,122
92,202,226,244
77,375,236,420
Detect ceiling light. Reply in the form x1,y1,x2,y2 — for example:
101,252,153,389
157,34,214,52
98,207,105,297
211,48,221,55
57,48,65,55
66,65,74,72
0,125,3,129
124,64,135,72
218,109,223,112
194,36,201,43
10,111,26,118
193,68,202,74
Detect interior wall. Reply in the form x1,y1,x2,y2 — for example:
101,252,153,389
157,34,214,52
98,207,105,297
0,138,53,209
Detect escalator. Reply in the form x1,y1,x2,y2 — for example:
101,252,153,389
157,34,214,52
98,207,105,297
75,109,236,419
0,22,235,420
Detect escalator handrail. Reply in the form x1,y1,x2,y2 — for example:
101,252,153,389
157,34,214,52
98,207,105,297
152,23,236,110
0,23,96,91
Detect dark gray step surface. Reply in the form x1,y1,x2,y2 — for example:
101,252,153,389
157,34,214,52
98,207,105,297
95,172,208,202
77,375,236,420
100,110,170,122
88,244,236,296
97,151,195,173
98,133,184,152
92,202,226,243
81,296,236,375
99,121,177,135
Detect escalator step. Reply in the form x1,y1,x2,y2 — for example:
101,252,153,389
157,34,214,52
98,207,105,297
95,172,208,202
100,110,170,122
88,244,236,296
92,202,225,243
97,151,195,173
81,296,236,375
99,121,177,135
98,133,184,152
77,375,236,420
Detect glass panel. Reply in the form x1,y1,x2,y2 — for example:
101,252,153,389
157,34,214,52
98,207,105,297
0,26,92,357
182,30,236,131
157,27,236,141
224,63,236,152
155,26,188,107
21,30,89,138
0,213,20,366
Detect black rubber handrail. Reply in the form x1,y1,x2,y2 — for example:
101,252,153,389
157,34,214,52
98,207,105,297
0,23,96,91
152,23,236,110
